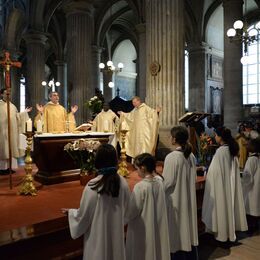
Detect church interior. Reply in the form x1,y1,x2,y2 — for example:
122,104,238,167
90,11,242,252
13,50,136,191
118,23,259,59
0,0,260,259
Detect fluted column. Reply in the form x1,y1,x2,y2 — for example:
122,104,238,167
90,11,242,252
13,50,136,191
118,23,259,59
24,32,47,113
223,0,243,133
92,45,102,90
55,60,67,108
65,1,94,124
146,0,184,148
9,51,22,109
188,43,209,112
136,23,146,100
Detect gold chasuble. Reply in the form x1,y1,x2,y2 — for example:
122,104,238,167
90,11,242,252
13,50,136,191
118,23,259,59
35,102,76,133
121,103,159,158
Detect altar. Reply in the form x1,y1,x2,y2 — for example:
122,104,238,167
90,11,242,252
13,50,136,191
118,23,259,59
33,132,114,185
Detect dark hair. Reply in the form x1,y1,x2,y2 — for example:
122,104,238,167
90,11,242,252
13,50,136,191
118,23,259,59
0,88,6,95
134,153,156,173
90,144,120,197
215,126,239,157
134,153,163,179
171,126,192,158
247,137,260,154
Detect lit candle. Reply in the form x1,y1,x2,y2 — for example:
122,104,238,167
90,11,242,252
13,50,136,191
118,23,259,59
26,118,32,132
36,120,42,133
103,120,109,132
121,121,127,130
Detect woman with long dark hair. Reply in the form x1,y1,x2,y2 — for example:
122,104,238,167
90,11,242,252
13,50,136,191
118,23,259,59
62,144,130,260
162,126,198,255
202,126,248,242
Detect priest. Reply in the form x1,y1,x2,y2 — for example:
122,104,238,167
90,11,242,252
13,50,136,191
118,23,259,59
92,103,119,146
35,91,78,133
119,96,160,158
0,88,32,174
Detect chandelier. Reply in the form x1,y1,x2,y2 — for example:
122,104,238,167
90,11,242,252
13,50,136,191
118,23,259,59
42,79,61,92
226,0,260,65
99,61,124,88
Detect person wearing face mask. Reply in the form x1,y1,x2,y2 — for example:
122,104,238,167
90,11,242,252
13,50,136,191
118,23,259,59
34,91,78,133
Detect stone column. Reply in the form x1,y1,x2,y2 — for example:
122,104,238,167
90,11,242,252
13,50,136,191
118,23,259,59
24,32,48,114
9,52,22,110
188,43,209,112
55,60,67,108
136,23,146,100
146,0,184,148
223,0,243,133
92,45,102,90
65,1,94,124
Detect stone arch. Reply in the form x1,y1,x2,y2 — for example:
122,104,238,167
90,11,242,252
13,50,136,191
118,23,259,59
4,8,26,50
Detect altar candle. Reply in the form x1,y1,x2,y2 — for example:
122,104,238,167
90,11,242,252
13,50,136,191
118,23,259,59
103,120,109,132
26,118,32,132
37,120,42,133
121,121,127,130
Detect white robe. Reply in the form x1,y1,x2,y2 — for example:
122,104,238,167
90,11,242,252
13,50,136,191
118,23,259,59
68,175,130,260
93,109,119,147
0,100,28,169
121,103,159,158
125,176,170,260
162,151,198,253
202,145,248,242
242,154,260,216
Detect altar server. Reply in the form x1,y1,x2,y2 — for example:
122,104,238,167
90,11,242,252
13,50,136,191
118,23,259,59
163,126,198,253
125,153,170,260
202,126,248,242
63,144,130,260
242,137,260,217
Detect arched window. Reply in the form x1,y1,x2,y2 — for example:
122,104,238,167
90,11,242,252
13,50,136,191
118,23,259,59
243,22,260,105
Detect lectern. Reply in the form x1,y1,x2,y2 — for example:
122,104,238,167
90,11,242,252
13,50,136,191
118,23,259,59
179,112,210,156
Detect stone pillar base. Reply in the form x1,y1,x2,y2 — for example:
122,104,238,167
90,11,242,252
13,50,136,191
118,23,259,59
156,127,173,161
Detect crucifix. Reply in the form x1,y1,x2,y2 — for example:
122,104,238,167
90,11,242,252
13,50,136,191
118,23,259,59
0,51,22,189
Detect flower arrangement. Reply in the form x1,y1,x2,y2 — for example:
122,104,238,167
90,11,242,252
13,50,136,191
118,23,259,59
199,133,214,166
64,139,101,174
86,95,103,115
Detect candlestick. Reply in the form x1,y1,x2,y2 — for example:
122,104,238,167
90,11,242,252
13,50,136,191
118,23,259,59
18,132,37,196
118,129,129,177
36,120,42,134
103,120,109,132
26,118,32,132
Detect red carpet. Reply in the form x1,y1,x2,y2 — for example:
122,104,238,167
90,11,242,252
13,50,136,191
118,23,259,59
0,163,149,233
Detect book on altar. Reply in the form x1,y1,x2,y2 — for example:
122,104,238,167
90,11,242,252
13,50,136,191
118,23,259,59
74,123,93,131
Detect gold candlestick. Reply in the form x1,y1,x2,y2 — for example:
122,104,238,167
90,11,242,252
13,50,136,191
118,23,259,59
118,129,129,177
19,132,37,196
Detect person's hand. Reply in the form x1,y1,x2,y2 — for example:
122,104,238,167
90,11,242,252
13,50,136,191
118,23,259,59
88,120,94,124
118,111,123,115
61,208,69,214
36,104,44,114
25,107,32,113
71,105,78,114
156,106,161,113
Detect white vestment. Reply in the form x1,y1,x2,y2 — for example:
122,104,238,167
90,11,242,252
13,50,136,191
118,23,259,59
125,176,170,260
93,109,119,147
242,154,260,216
162,150,198,253
202,146,248,242
0,100,28,169
68,175,130,260
121,103,159,158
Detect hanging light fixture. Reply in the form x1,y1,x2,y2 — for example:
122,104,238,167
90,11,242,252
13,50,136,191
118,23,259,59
98,5,124,88
226,0,260,65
